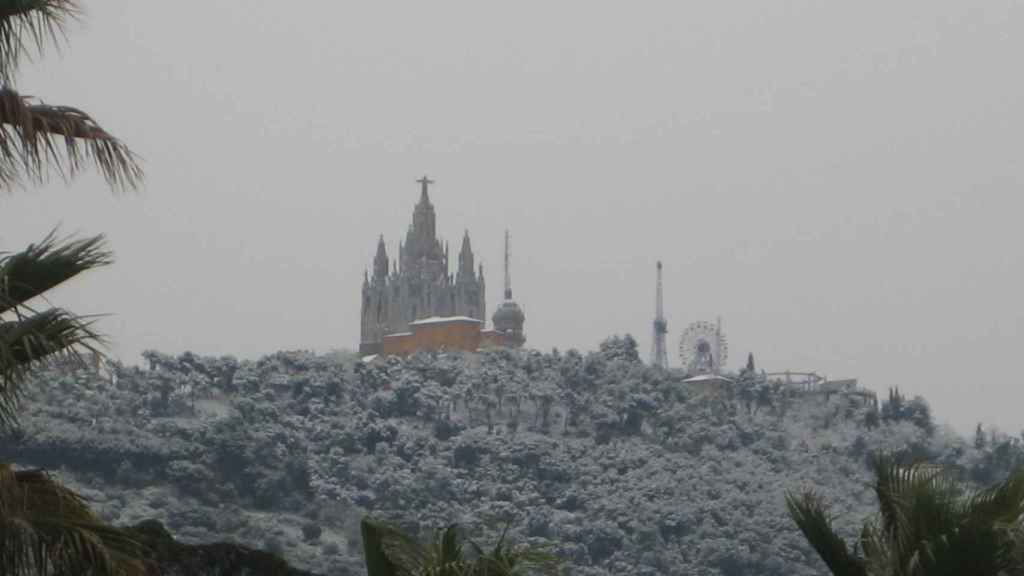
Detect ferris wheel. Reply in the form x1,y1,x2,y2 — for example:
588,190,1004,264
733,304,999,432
678,320,728,375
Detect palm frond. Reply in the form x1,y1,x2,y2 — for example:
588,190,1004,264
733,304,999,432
474,545,561,576
0,464,146,576
858,520,892,575
795,454,1024,576
361,518,561,576
964,468,1024,527
872,453,1006,576
0,87,142,191
0,0,81,83
785,491,867,576
362,517,421,576
423,524,467,576
0,230,112,314
0,306,104,427
932,468,1024,575
467,525,560,576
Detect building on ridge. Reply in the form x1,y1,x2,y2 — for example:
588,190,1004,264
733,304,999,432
359,177,523,356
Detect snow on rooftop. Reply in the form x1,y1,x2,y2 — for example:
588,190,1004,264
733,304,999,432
409,316,482,326
682,374,735,384
360,355,378,363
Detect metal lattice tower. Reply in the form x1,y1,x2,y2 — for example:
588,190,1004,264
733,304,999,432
651,261,669,368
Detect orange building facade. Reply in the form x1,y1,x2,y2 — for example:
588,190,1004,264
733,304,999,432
377,316,515,357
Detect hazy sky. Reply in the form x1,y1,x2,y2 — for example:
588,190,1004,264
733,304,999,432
2,1,1022,435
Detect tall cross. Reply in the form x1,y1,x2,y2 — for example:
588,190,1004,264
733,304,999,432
417,175,434,198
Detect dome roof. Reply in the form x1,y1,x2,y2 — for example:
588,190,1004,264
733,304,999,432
492,299,525,331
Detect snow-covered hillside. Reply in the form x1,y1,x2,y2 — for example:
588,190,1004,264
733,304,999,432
2,337,1021,575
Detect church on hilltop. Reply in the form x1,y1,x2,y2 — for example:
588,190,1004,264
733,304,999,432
359,177,525,356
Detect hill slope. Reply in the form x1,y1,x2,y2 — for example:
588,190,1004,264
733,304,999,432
2,337,1022,575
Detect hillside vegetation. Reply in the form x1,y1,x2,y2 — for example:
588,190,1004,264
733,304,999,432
2,336,1022,575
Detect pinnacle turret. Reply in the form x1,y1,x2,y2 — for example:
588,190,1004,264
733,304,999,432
407,176,440,262
417,175,433,206
457,230,475,281
373,235,388,280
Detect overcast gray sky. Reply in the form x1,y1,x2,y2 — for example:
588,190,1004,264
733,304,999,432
2,1,1021,434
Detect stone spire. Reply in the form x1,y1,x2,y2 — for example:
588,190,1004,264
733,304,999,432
411,176,436,246
457,230,475,281
406,176,442,267
373,234,388,280
417,175,433,205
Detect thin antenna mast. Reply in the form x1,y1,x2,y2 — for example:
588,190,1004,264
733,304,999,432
651,261,669,368
504,229,512,300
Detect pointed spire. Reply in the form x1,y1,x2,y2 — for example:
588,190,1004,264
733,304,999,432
417,175,434,205
373,234,388,279
410,176,438,252
457,230,475,280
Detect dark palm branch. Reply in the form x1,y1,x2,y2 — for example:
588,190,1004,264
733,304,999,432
0,87,142,190
467,524,560,576
870,455,959,573
788,454,1024,576
362,517,562,576
422,525,467,576
0,2,147,574
362,517,421,576
0,306,103,427
0,464,145,576
0,229,112,315
785,491,867,576
0,0,80,83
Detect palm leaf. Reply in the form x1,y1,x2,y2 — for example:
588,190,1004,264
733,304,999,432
0,0,80,83
785,491,867,576
794,454,1024,576
467,525,560,576
0,87,142,190
0,464,145,575
0,306,104,427
964,468,1024,527
858,519,893,575
942,468,1024,574
0,230,112,314
362,517,422,576
361,517,561,576
423,524,468,576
